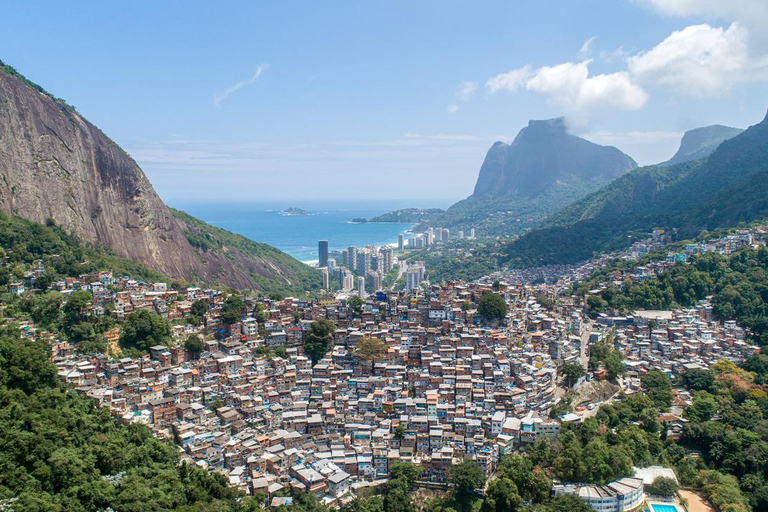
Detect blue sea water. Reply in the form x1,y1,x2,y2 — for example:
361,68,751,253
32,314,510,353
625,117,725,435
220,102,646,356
171,200,428,263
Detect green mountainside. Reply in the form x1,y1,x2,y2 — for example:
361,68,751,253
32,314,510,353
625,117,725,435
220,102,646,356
171,208,321,296
0,212,168,284
502,110,768,268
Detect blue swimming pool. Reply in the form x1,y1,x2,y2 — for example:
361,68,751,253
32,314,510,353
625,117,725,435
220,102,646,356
651,505,679,512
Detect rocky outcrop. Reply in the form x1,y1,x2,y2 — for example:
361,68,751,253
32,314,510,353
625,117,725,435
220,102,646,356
473,118,637,198
0,64,319,292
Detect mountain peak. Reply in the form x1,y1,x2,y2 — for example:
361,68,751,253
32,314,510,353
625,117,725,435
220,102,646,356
472,119,636,198
526,117,567,131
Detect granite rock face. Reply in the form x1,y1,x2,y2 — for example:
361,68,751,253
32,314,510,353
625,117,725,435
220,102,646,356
0,67,318,291
472,118,637,198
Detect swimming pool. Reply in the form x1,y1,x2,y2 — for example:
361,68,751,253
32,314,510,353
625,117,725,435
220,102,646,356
651,504,679,512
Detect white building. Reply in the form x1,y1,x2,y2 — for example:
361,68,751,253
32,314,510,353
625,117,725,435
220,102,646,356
552,477,644,512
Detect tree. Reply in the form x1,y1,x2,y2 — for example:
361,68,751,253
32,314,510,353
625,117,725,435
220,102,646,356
604,350,625,381
62,290,96,342
477,292,507,323
187,299,208,325
646,476,678,497
304,318,334,365
394,424,405,439
119,309,171,352
449,460,485,511
347,295,363,318
559,362,585,388
34,271,55,291
480,478,521,512
384,462,421,512
641,370,673,410
220,295,246,325
682,368,715,392
389,462,422,489
184,333,205,356
684,391,718,422
354,336,388,368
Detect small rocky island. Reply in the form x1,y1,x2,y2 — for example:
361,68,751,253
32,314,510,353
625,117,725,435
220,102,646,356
279,207,313,216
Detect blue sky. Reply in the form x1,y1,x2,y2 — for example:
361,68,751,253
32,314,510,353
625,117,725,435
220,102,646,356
2,1,767,205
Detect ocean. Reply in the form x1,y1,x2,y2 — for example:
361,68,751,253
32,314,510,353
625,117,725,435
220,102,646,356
170,200,432,263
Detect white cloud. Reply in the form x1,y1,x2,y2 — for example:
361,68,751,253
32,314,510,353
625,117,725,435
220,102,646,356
456,81,478,101
628,23,768,97
446,104,459,113
487,60,647,119
485,65,532,93
578,36,597,59
527,60,648,112
214,65,268,106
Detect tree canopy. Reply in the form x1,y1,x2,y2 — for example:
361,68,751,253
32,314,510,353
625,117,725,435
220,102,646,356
477,292,507,323
303,318,334,365
119,309,171,352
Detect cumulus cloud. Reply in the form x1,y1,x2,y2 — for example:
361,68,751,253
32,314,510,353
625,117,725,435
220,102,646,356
527,60,648,111
628,23,768,97
214,65,268,106
446,104,459,113
487,60,647,117
485,65,532,93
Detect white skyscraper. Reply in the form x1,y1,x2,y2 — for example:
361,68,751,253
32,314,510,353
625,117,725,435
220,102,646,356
357,276,366,298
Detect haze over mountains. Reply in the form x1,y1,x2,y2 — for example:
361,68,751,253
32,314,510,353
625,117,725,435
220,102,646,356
659,125,744,167
0,61,320,293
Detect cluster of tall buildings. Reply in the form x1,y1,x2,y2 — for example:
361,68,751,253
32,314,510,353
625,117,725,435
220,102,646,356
405,227,475,249
406,262,426,293
318,240,396,296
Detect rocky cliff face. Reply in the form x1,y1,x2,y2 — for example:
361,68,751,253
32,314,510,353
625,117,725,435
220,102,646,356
0,64,319,292
472,118,637,198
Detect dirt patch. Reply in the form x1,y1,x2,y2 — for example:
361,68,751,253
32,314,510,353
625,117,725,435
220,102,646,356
679,489,715,512
573,379,620,405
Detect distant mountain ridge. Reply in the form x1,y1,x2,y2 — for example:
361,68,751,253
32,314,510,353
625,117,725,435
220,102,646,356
659,125,743,167
426,118,637,236
502,110,768,268
0,60,320,293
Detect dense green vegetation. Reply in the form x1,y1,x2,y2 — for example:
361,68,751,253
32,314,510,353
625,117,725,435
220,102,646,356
0,212,168,284
171,208,322,296
0,323,261,511
477,292,508,323
579,247,768,345
502,112,768,268
404,241,502,285
367,208,444,224
119,309,172,353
